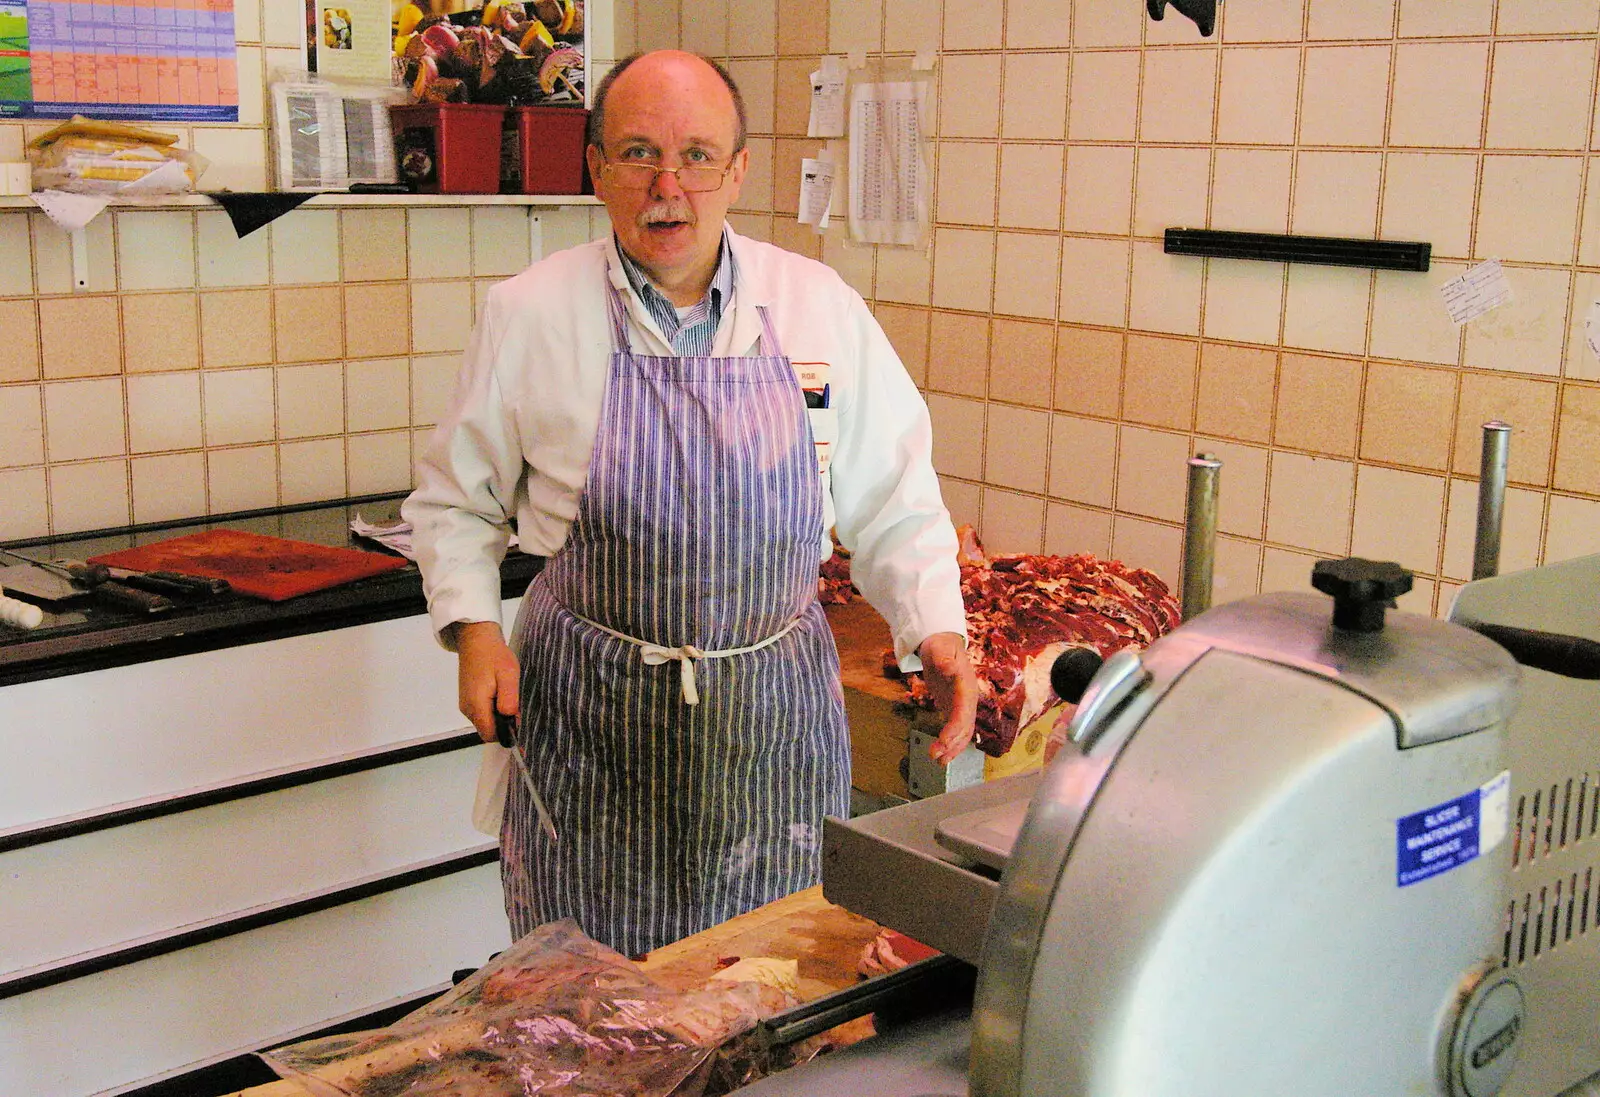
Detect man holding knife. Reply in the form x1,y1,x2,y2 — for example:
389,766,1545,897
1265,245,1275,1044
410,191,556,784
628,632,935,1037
405,49,975,956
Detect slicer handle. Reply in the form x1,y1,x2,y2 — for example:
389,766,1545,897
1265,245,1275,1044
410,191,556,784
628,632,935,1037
1067,648,1151,752
1465,622,1600,681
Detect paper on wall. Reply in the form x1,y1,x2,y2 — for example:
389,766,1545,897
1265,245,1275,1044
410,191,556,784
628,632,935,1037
1440,258,1513,326
31,190,111,234
798,155,836,231
309,0,396,83
848,80,931,247
808,56,848,138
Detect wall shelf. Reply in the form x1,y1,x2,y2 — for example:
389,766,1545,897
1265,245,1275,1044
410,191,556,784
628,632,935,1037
0,191,599,210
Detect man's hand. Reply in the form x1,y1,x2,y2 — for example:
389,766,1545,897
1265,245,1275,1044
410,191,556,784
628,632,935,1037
451,620,521,743
918,631,978,765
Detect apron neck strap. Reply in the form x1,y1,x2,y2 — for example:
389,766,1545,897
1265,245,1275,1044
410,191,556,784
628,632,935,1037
605,275,785,359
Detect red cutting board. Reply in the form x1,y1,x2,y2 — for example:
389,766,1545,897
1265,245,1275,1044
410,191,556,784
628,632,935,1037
88,529,410,602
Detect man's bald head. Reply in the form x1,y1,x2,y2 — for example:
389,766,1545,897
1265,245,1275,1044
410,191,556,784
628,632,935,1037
586,50,748,155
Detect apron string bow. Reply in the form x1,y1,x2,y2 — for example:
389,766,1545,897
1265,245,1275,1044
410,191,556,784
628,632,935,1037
566,610,808,705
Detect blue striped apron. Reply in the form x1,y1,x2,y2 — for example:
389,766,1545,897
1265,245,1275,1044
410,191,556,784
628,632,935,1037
501,280,851,956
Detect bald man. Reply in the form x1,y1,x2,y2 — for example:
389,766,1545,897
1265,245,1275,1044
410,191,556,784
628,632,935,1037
405,50,975,956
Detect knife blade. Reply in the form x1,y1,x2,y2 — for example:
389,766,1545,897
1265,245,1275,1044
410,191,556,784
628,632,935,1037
0,549,173,614
495,712,559,843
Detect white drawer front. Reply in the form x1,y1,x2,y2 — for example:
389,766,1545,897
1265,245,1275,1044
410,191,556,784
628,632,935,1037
0,865,511,1097
1,747,491,975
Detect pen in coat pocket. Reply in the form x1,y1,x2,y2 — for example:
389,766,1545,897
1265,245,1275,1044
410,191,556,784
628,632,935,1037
495,712,559,844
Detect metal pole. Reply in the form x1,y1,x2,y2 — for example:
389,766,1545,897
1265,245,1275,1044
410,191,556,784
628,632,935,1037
1473,421,1512,581
1182,454,1222,621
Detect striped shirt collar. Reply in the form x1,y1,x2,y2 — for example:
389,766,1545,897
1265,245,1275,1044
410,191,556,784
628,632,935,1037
614,230,735,356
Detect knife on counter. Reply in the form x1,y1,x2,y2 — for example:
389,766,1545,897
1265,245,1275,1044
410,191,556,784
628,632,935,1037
0,548,175,615
495,712,559,843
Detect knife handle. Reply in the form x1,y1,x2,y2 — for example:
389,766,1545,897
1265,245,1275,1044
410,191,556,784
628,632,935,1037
494,711,517,747
94,580,175,615
119,570,229,599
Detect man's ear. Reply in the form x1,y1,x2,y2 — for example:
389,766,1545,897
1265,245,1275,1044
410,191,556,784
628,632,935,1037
725,145,749,203
585,144,606,194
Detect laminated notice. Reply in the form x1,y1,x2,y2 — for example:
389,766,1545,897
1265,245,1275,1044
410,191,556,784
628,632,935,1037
1396,771,1511,887
1440,258,1512,326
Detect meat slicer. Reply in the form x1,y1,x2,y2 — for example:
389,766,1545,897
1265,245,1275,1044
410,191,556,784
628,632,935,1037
734,553,1600,1097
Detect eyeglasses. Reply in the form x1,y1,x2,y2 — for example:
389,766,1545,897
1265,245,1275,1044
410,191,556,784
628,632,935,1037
600,157,736,193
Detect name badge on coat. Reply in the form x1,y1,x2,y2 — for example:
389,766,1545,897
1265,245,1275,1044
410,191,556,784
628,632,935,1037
794,362,835,476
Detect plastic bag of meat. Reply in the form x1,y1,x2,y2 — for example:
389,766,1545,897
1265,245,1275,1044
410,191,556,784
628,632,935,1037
260,919,795,1097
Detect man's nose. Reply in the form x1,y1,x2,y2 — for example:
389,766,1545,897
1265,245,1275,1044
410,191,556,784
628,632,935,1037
649,167,688,199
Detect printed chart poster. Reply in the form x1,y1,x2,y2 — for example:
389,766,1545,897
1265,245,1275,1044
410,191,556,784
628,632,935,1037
0,0,238,120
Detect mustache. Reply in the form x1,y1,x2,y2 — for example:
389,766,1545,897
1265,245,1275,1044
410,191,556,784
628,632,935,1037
639,204,695,226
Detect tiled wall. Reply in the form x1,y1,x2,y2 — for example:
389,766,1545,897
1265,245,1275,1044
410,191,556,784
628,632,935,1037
0,0,617,542
628,0,1600,616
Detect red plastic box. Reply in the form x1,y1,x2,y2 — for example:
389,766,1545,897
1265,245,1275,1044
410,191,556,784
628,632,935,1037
390,103,507,194
501,105,589,195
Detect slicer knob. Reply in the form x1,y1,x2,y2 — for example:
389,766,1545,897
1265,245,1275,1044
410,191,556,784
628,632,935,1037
1050,646,1104,704
1311,557,1414,632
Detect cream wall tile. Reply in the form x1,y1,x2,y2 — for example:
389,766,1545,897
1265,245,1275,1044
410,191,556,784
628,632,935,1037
823,230,874,298
1397,0,1491,37
1139,48,1217,143
1267,452,1354,553
0,468,48,540
1546,495,1600,563
780,0,829,53
200,289,273,367
127,373,201,453
345,283,411,359
985,404,1051,492
937,142,999,226
541,208,594,256
1216,47,1299,145
1049,413,1117,506
34,211,114,294
1555,384,1600,495
348,432,413,495
0,126,18,159
0,385,43,468
234,0,261,41
408,209,473,280
39,296,121,379
0,214,32,296
1198,437,1269,537
1277,351,1362,456
1196,343,1275,444
1567,272,1600,381
1045,501,1112,556
994,233,1061,320
1581,163,1600,267
1210,535,1263,605
260,0,301,44
131,452,206,524
44,380,124,460
1116,424,1191,521
940,475,984,530
1128,241,1202,336
1283,264,1371,355
1389,42,1489,148
280,438,347,505
411,281,475,354
276,363,343,438
1453,373,1557,485
1123,332,1196,430
275,286,343,362
1497,0,1599,34
928,394,986,479
932,229,996,313
470,208,532,278
1063,145,1135,234
1210,149,1291,232
1006,0,1071,49
1475,156,1583,265
1441,479,1542,580
1073,0,1143,47
928,311,988,396
1058,238,1130,327
198,211,270,288
1054,325,1124,418
1464,266,1569,377
49,459,129,534
1308,0,1394,39
998,144,1064,231
348,358,410,432
1369,263,1466,366
1202,259,1284,345
1144,4,1209,45
883,0,937,53
1351,464,1446,574
1486,40,1594,152
1292,151,1380,237
1380,153,1477,259
876,244,932,306
1396,577,1436,616
207,444,276,513
1002,53,1070,140
735,138,774,215
270,210,339,284
411,354,461,426
1223,1,1305,42
878,305,931,388
1260,545,1323,594
1110,515,1183,583
115,212,196,291
728,212,772,241
1133,146,1209,236
683,0,728,55
830,0,880,51
726,60,776,137
989,318,1054,405
0,300,39,382
634,0,676,50
981,488,1045,554
940,55,1004,139
190,129,268,192
122,292,200,374
204,368,275,446
1067,51,1141,142
775,58,814,137
1299,46,1389,147
234,47,264,127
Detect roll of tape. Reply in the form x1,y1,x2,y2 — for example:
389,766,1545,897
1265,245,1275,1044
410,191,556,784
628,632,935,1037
0,161,31,196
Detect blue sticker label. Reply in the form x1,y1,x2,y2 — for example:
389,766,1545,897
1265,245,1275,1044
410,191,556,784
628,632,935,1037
1397,788,1483,887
